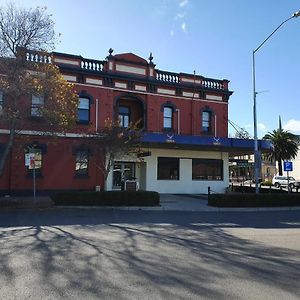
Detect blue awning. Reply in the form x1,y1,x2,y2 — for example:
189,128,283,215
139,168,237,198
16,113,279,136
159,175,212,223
141,132,272,155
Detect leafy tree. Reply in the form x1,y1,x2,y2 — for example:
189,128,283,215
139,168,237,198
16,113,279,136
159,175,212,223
87,119,143,190
0,3,78,176
263,129,299,175
234,128,251,139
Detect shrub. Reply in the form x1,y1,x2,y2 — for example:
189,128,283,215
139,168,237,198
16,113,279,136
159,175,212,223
51,191,160,206
260,180,273,186
208,193,300,207
233,185,286,194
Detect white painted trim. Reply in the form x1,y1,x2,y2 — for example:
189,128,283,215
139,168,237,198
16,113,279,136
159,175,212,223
74,82,228,105
63,75,77,82
206,94,223,101
0,129,91,138
54,58,79,66
116,64,146,75
86,78,103,85
115,82,127,89
182,91,199,98
181,78,201,84
135,85,147,91
157,88,176,95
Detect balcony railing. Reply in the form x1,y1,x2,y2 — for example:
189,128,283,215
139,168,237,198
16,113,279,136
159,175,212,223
22,49,228,91
81,58,105,72
156,70,180,84
25,51,52,64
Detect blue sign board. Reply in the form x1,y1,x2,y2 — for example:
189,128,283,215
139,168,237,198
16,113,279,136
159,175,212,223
284,161,293,172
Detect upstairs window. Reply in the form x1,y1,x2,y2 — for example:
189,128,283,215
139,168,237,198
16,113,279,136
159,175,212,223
75,149,89,176
202,111,212,133
31,95,44,117
119,106,130,128
0,91,3,114
163,106,173,129
78,97,90,123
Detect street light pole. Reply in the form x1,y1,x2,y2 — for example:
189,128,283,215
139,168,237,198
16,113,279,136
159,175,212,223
253,11,300,194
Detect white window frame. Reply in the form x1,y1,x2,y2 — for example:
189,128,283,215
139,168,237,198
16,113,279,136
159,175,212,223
31,95,44,117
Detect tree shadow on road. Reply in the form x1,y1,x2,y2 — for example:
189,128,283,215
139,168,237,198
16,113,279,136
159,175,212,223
0,210,300,299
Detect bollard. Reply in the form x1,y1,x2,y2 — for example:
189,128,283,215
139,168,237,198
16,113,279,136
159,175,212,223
208,186,211,196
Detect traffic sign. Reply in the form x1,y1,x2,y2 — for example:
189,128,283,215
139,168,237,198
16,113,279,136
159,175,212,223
25,153,35,167
284,161,293,172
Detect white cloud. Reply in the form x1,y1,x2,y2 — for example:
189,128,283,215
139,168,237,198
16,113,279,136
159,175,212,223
170,30,174,36
175,13,185,19
181,22,186,32
258,123,267,132
283,119,300,133
179,0,188,7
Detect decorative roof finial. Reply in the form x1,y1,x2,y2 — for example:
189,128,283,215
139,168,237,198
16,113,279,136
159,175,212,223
108,48,114,56
149,52,153,63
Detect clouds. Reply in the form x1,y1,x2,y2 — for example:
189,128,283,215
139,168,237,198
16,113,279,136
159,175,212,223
170,0,189,36
258,123,267,132
179,0,189,7
284,119,300,134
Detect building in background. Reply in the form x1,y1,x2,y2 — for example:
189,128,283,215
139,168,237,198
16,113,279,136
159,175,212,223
0,49,272,195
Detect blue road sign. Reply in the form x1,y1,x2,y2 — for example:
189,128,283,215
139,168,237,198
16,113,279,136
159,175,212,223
284,161,293,172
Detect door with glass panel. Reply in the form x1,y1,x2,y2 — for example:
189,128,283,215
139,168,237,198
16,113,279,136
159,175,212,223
112,162,135,189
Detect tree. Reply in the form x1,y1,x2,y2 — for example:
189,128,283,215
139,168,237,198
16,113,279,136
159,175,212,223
234,128,251,139
87,119,143,190
0,3,78,176
263,129,299,175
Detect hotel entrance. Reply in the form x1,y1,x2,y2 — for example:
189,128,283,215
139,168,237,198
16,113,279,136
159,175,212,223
112,162,135,190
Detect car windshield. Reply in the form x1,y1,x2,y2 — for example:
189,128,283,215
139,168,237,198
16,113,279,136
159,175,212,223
288,177,295,180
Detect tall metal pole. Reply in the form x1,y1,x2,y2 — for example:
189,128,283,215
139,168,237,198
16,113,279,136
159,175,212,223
253,11,300,194
252,51,259,194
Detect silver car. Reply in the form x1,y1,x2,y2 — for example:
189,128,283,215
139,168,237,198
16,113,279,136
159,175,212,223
272,176,300,189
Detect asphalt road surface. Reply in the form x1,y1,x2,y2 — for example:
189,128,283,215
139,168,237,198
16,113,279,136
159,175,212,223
0,208,300,300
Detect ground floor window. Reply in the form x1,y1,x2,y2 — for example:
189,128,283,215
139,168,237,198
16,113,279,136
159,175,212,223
157,157,179,180
75,149,89,176
192,159,223,180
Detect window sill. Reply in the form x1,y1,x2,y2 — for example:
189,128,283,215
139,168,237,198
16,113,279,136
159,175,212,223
76,120,90,125
26,173,43,179
30,116,44,121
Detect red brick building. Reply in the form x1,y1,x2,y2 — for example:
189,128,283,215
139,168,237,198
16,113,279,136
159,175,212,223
0,49,271,195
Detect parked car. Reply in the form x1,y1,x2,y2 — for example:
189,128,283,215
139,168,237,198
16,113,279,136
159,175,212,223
272,176,300,189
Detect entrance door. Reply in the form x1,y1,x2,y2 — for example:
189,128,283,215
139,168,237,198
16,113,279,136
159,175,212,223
112,162,135,189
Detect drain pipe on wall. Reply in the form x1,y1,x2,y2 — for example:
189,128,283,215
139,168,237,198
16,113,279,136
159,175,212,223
214,114,217,137
95,98,99,133
176,109,180,135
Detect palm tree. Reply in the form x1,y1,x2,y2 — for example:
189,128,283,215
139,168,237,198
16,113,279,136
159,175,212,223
263,129,299,175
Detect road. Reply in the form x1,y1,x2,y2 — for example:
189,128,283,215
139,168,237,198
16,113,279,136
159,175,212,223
0,208,300,299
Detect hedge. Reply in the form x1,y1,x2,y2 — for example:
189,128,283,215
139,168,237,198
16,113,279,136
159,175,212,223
233,185,288,194
208,193,300,207
51,191,160,206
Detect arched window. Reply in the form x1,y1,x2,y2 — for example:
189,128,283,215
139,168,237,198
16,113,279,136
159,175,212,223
202,110,212,133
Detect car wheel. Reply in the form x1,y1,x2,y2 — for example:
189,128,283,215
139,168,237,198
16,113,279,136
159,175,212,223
274,182,280,188
289,183,295,189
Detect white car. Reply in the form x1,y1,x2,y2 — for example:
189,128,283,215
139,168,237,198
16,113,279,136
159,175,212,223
272,176,300,189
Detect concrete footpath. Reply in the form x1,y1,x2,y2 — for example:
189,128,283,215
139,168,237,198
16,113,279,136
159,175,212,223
1,194,300,212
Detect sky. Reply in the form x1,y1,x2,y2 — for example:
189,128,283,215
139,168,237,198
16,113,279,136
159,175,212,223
1,0,300,138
